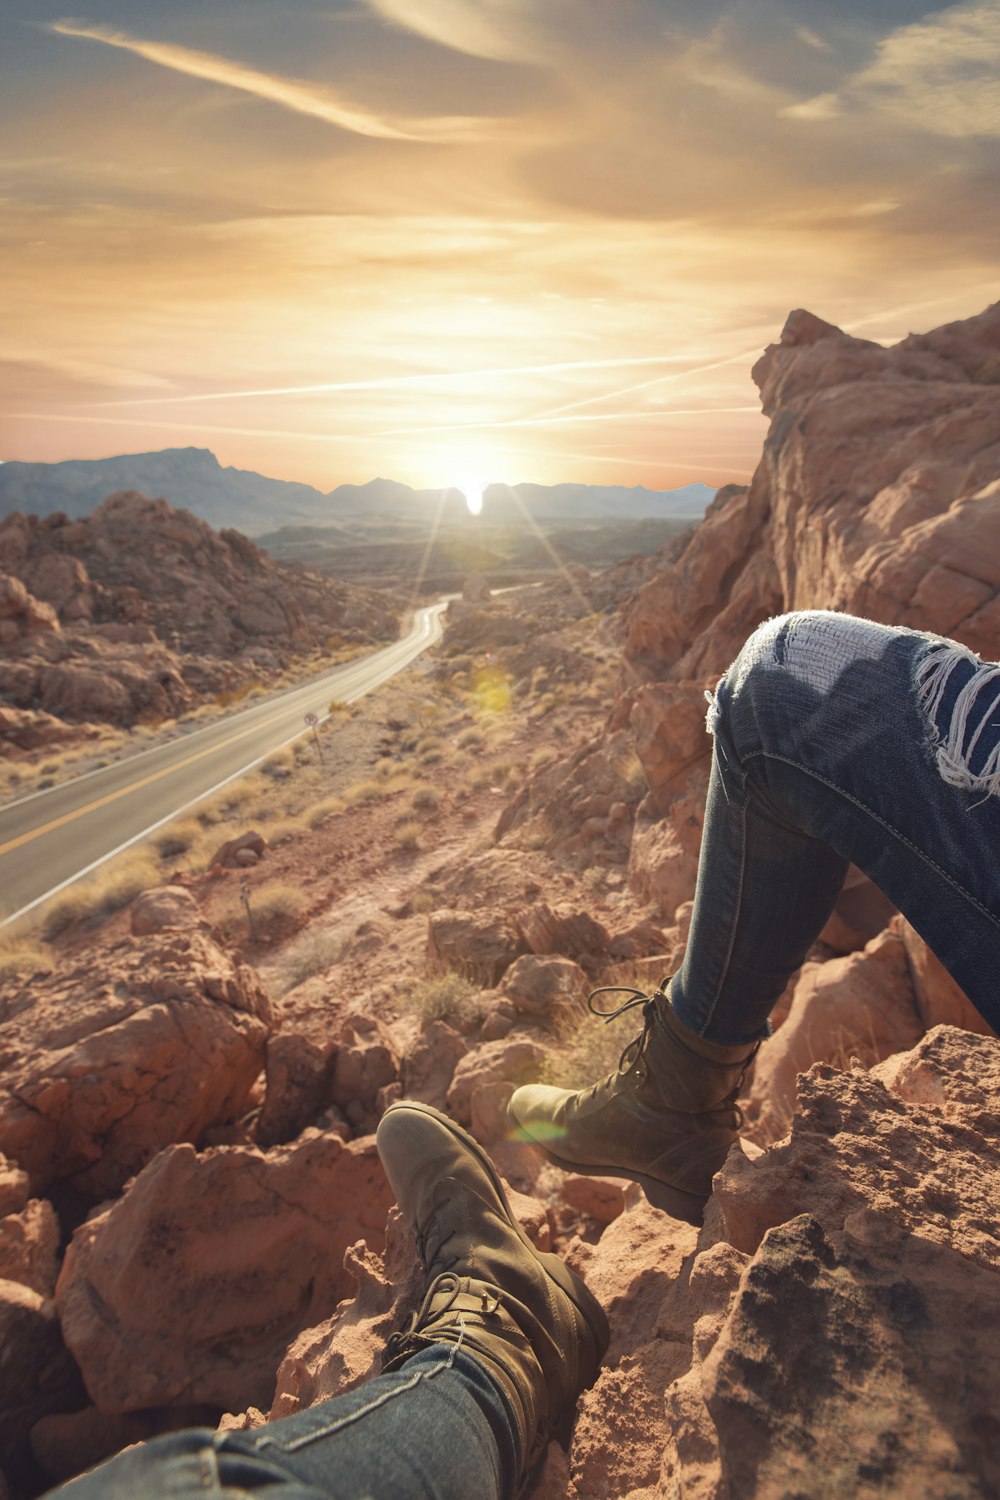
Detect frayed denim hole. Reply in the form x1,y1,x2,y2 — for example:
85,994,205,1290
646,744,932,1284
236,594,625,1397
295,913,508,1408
914,639,1000,803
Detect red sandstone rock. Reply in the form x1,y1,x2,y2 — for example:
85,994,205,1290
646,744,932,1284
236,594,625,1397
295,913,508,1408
501,953,589,1017
0,926,273,1197
515,902,610,972
210,829,268,870
558,1174,626,1225
256,1032,331,1147
900,918,994,1036
398,1019,469,1108
56,1129,392,1415
0,494,397,733
0,1279,81,1459
445,1036,548,1126
130,883,200,936
426,907,525,986
0,1197,59,1297
745,927,923,1144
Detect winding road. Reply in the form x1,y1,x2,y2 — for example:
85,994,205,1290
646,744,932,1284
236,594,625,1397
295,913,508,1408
0,601,446,928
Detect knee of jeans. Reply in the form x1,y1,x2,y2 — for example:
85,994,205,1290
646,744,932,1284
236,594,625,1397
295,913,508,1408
710,610,897,724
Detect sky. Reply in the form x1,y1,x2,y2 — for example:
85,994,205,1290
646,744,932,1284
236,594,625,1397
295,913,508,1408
1,0,999,494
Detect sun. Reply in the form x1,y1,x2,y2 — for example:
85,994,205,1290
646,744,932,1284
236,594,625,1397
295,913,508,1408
454,472,485,516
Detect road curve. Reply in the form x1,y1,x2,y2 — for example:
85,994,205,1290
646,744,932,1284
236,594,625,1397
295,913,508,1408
0,601,446,928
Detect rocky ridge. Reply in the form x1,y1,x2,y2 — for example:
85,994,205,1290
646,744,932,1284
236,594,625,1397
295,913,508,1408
0,491,398,750
1,302,999,1496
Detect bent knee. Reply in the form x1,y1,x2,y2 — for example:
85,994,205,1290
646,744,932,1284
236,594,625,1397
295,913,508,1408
721,610,896,706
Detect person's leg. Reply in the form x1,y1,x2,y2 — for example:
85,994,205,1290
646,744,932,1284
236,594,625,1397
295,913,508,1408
50,1104,608,1500
674,609,1000,1042
50,1347,516,1500
510,611,1000,1218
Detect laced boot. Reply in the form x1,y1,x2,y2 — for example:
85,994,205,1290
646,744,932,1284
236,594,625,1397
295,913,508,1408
507,982,760,1225
376,1101,609,1493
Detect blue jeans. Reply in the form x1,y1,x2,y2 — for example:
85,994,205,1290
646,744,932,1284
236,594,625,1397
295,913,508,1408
47,611,1000,1500
671,610,1000,1044
50,1346,519,1499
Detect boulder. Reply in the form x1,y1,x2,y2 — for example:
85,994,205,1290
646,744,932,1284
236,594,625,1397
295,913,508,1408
0,926,273,1197
426,908,526,986
210,830,268,870
0,1198,59,1297
515,903,610,972
56,1130,393,1415
446,1037,548,1126
500,953,589,1018
130,884,200,936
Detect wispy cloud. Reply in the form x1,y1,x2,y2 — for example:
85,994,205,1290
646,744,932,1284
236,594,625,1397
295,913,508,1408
365,0,542,62
47,19,491,141
782,2,1000,137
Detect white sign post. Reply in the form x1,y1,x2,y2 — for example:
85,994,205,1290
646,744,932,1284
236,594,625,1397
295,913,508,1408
304,711,324,763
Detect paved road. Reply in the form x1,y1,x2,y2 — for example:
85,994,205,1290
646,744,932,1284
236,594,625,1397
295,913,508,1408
0,601,446,927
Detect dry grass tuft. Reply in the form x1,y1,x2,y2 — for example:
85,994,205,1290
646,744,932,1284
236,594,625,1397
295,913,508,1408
0,933,54,980
39,848,161,939
400,973,488,1029
394,819,423,852
269,926,346,995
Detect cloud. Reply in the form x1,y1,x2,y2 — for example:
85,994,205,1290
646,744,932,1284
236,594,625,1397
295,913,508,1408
782,2,1000,137
47,18,495,140
364,0,550,61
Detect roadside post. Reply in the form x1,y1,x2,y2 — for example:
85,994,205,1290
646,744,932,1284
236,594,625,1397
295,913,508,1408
239,878,258,942
304,710,325,764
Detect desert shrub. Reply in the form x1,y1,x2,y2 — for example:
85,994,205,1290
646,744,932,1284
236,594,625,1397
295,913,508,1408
394,819,423,852
270,927,346,995
40,848,160,939
456,728,484,751
617,750,648,801
410,785,441,814
401,973,487,1029
153,817,203,860
222,879,307,943
259,816,308,845
418,746,444,765
464,768,492,794
262,749,295,780
344,779,387,807
543,1005,624,1090
308,795,346,829
409,888,437,914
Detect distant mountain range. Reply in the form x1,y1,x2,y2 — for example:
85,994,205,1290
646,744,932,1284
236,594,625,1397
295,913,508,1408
0,448,716,534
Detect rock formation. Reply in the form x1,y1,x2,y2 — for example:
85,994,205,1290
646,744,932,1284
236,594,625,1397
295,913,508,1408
0,492,398,751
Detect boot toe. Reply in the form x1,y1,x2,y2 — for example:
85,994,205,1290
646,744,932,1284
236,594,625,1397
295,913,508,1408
507,1083,573,1145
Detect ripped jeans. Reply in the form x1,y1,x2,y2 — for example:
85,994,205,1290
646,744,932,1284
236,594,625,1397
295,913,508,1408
670,610,1000,1045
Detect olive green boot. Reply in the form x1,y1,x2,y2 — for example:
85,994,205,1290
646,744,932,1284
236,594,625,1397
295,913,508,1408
376,1101,609,1492
507,984,760,1225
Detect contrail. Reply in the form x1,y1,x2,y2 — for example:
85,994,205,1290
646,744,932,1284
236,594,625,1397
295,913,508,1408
47,19,485,141
87,353,701,409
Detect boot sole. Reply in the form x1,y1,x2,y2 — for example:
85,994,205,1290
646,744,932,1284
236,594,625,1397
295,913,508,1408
381,1102,611,1383
508,1128,707,1227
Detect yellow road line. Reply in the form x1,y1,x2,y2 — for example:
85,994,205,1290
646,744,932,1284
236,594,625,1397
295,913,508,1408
0,699,305,857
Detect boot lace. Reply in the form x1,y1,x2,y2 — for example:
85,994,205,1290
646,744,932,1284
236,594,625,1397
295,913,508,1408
584,981,757,1125
586,982,667,1076
383,1270,502,1366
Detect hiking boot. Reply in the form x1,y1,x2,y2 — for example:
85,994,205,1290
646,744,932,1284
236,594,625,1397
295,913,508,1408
507,983,760,1225
376,1101,609,1491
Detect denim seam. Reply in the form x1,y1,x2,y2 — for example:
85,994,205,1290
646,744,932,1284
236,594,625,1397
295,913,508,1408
741,749,1000,930
254,1344,462,1455
697,776,748,1040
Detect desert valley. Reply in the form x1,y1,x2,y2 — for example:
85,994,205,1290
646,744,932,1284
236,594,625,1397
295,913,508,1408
1,302,1000,1499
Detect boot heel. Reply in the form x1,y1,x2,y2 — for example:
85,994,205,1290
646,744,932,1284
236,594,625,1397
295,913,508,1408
636,1174,706,1226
